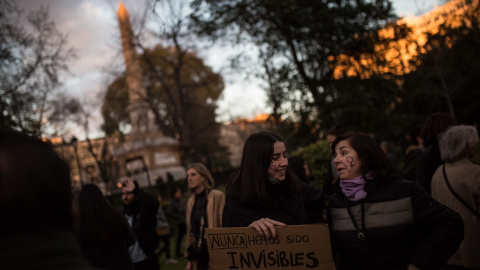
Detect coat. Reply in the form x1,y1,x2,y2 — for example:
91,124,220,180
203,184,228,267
328,175,464,270
169,197,187,226
123,188,159,257
415,144,443,194
432,158,480,268
222,180,325,227
185,189,225,254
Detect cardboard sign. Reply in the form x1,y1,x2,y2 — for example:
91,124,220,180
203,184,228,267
205,224,335,270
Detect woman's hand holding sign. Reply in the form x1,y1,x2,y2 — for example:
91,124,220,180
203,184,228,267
249,218,286,238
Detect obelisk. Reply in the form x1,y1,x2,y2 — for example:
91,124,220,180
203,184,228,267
117,2,155,134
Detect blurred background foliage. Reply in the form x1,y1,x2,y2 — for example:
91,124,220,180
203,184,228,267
292,140,332,189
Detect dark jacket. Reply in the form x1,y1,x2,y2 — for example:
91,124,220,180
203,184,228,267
123,188,160,257
1,228,96,270
169,197,187,226
415,144,443,193
327,175,464,270
223,180,326,227
400,147,422,181
83,238,134,270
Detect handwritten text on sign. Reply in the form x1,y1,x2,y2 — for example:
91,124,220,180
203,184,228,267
205,224,335,270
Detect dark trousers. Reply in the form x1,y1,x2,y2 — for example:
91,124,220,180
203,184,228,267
175,223,187,257
133,257,159,270
158,235,171,259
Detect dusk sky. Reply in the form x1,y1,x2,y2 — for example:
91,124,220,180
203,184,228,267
15,0,442,137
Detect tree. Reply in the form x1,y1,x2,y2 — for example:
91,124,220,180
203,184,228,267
74,92,116,185
101,0,227,166
0,0,76,136
189,0,402,135
292,140,332,188
399,0,480,127
332,75,403,139
102,45,225,165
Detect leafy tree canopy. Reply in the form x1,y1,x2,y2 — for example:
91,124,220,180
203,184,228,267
189,0,401,133
398,1,480,128
0,0,77,136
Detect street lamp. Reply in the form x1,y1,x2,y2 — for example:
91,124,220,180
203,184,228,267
70,136,84,187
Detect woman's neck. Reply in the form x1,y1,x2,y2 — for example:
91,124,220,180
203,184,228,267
195,185,205,194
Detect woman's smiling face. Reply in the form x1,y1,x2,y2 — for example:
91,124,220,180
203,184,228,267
333,139,363,180
267,141,288,181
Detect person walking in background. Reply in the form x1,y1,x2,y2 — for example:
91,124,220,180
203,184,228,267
122,179,160,270
327,132,464,270
185,163,225,270
156,193,177,264
167,172,175,184
169,187,187,258
288,155,310,183
0,130,95,270
75,184,135,270
401,124,424,181
432,125,480,269
415,112,457,193
222,132,326,237
325,124,348,195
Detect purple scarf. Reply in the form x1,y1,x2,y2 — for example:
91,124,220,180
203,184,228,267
340,172,375,202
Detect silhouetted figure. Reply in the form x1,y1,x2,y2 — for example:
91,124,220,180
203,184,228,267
156,193,177,264
122,178,160,270
156,176,164,186
401,124,424,181
76,184,134,270
167,172,174,184
380,141,398,169
288,156,310,183
169,187,187,258
415,113,457,193
0,130,94,270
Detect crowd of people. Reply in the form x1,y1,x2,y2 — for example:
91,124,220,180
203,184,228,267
1,111,479,270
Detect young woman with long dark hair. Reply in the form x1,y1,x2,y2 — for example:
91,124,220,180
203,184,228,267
223,131,325,237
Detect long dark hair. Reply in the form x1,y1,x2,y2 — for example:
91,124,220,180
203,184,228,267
420,112,457,147
0,129,73,234
332,132,397,179
76,184,132,247
288,156,307,183
226,132,300,207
